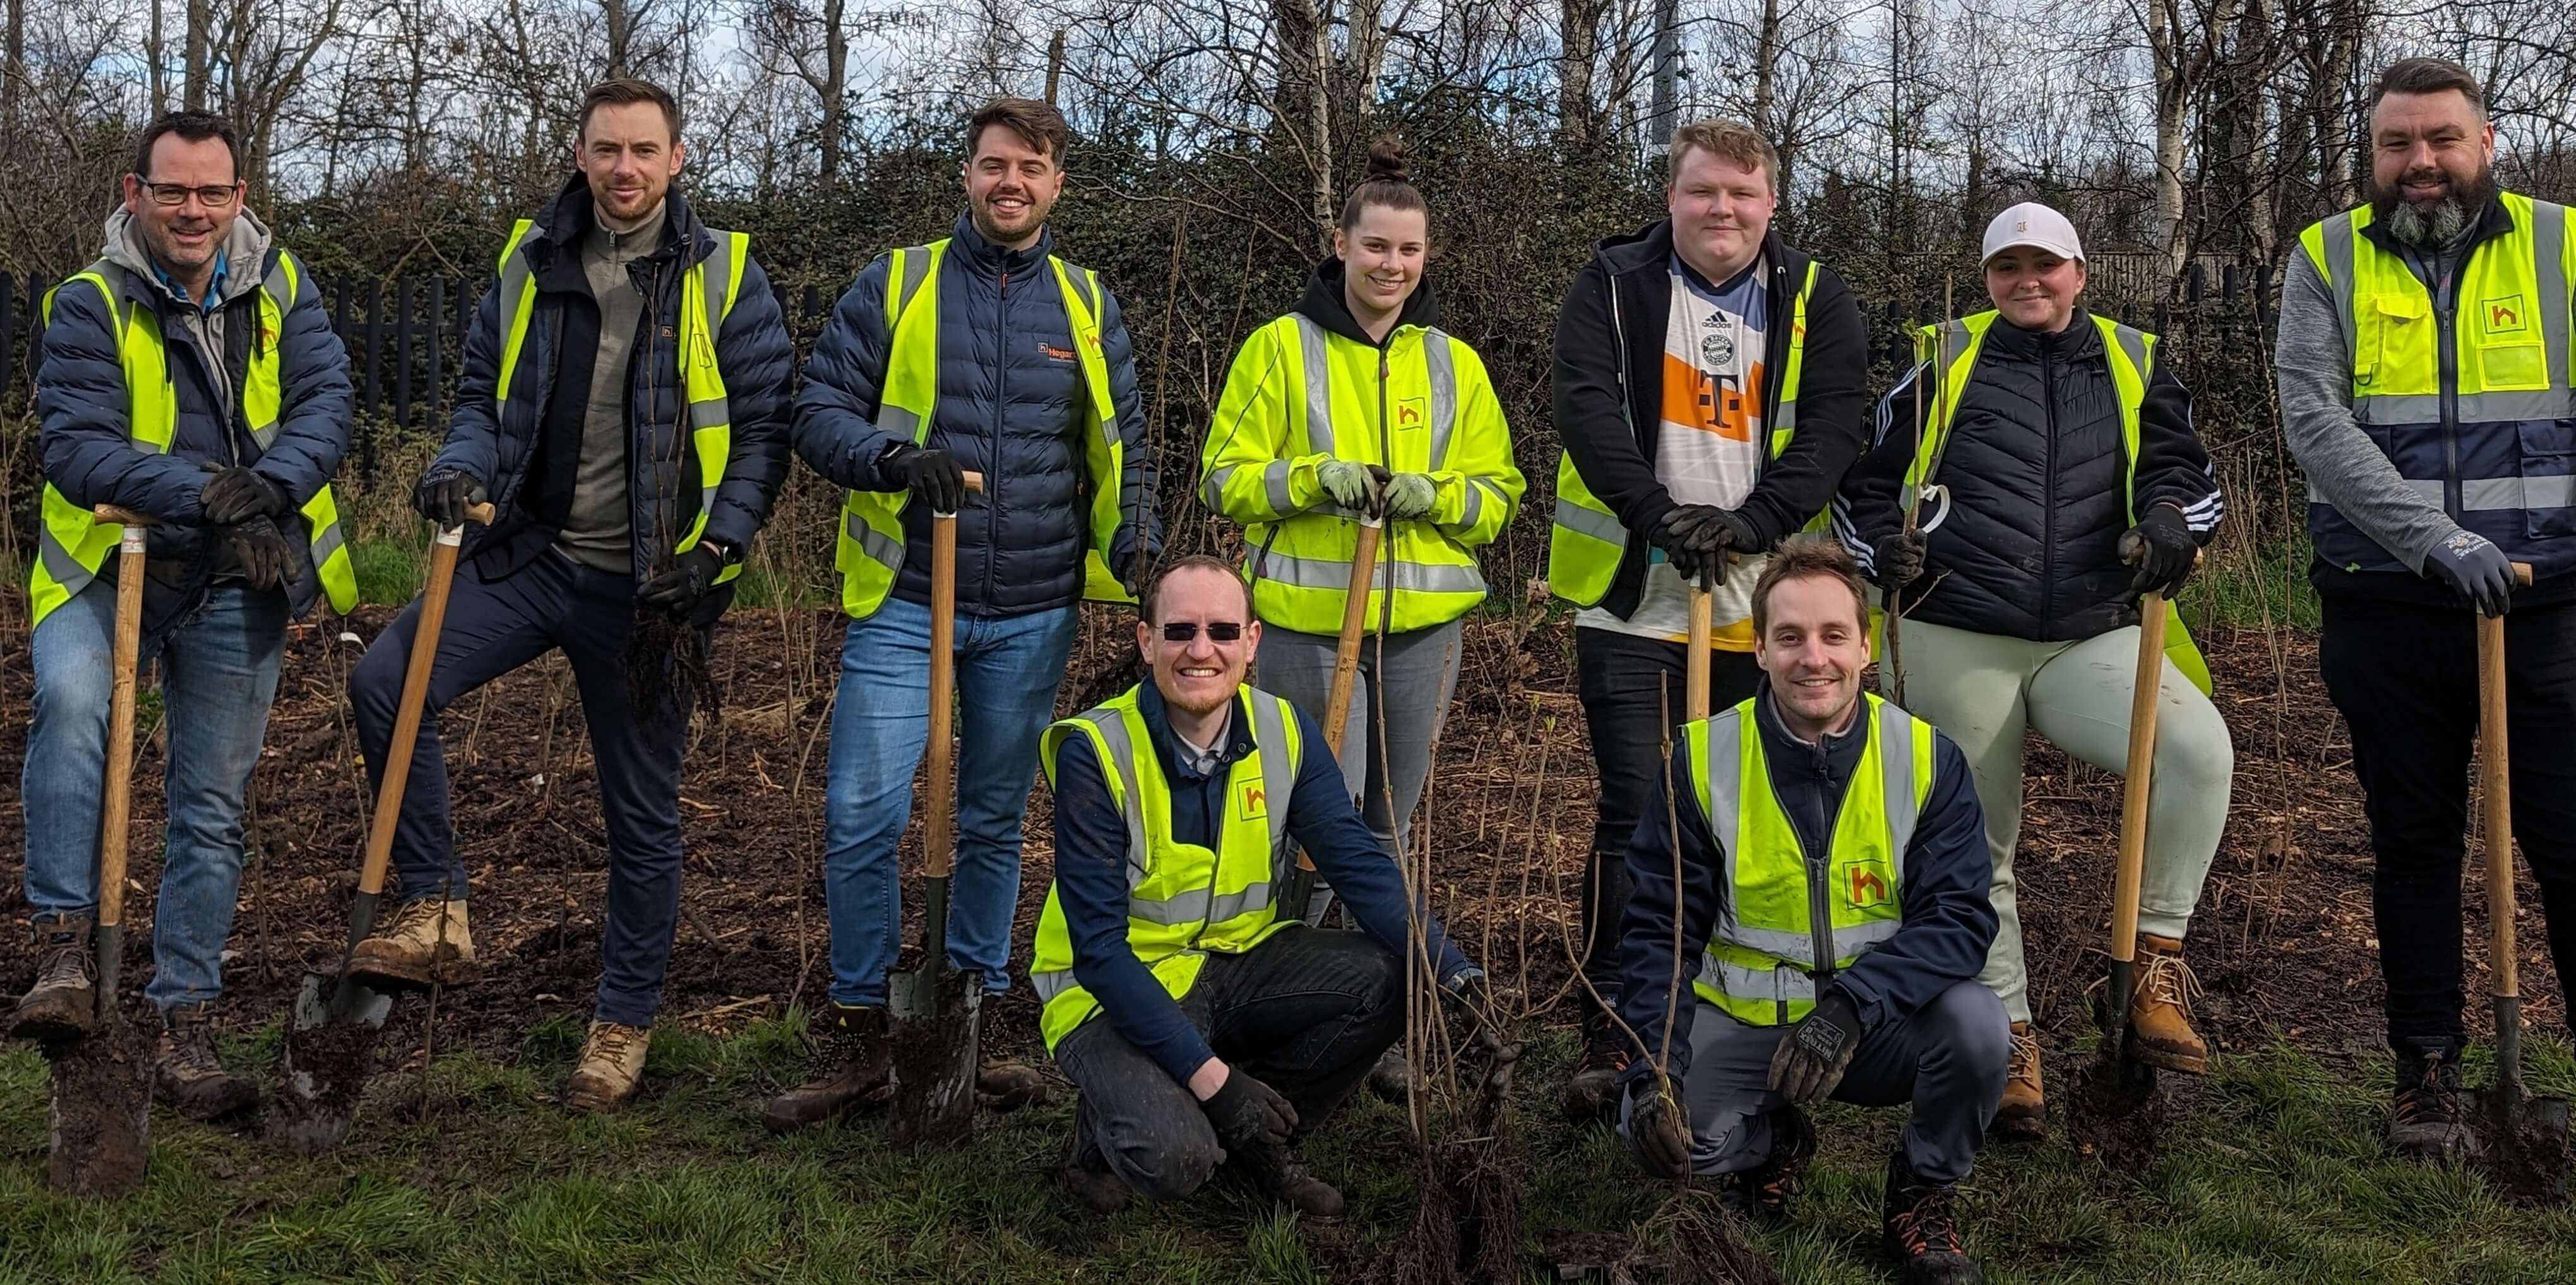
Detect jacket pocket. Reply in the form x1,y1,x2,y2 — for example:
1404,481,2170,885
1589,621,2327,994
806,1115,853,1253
2516,419,2576,539
2358,292,2430,390
2478,338,2548,391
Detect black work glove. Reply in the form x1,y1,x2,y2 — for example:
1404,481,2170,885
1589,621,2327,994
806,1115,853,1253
1655,505,1761,583
1871,530,1928,593
1120,549,1156,602
411,469,487,528
1202,1067,1298,1151
885,444,969,513
2423,529,2517,617
2116,504,2199,596
227,514,300,591
200,465,289,525
1765,987,1863,1104
638,545,726,615
1624,1072,1694,1179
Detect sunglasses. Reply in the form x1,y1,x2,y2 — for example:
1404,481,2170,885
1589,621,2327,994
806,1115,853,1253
1159,621,1245,643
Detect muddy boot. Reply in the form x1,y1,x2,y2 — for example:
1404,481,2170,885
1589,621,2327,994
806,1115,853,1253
1232,1142,1345,1220
9,915,97,1042
2387,1036,2481,1163
761,1003,892,1133
1364,1046,1409,1103
564,1021,650,1113
1993,1021,2044,1140
345,898,477,990
155,1004,258,1120
2130,934,2209,1074
1559,1012,1631,1124
1725,1104,1814,1226
978,1058,1048,1113
1061,1099,1131,1214
1881,1152,1980,1285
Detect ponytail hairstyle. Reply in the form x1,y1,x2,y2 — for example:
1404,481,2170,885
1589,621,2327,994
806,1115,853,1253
1337,134,1429,232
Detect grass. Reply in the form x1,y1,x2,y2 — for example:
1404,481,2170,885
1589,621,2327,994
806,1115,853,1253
5,1021,2574,1284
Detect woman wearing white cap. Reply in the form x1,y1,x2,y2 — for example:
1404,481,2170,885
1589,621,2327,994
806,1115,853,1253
1832,201,2233,1140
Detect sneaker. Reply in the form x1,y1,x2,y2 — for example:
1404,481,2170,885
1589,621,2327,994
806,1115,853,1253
564,1020,650,1112
9,915,97,1041
1727,1104,1814,1226
1993,1021,2044,1140
1881,1152,1981,1285
155,1004,258,1120
761,1004,893,1132
1559,1017,1632,1123
345,898,477,990
2388,1036,2480,1163
2129,934,2210,1074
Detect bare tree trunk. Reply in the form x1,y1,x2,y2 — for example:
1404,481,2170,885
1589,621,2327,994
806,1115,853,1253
1308,12,1332,252
1044,27,1064,107
3,0,21,131
1347,0,1386,112
604,0,635,77
147,0,169,114
1649,0,1679,145
2318,0,2360,210
183,0,210,111
1558,0,1604,147
2147,0,2239,274
1751,0,1780,138
820,0,848,179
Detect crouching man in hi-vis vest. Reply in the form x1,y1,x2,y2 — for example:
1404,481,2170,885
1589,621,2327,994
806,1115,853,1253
12,109,356,1122
1616,537,2004,1285
1030,557,1491,1219
338,78,792,1111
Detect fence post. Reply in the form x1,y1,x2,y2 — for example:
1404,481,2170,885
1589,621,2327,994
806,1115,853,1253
424,276,446,422
0,273,16,407
396,276,415,429
362,278,383,419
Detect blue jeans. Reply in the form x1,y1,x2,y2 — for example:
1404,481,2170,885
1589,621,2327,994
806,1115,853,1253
823,595,1077,1006
22,580,285,1014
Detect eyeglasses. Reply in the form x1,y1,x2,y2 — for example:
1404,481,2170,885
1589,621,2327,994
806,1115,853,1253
1159,621,1244,643
138,181,241,209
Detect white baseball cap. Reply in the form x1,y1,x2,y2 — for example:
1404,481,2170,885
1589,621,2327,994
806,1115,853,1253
1982,202,2085,264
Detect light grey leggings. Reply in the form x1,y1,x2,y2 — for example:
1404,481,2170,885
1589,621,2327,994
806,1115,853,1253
1895,617,2235,1024
1253,619,1463,860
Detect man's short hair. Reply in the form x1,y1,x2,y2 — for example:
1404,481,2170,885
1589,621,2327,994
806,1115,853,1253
1668,119,1778,191
1750,535,1870,638
2373,57,2486,120
580,78,682,141
968,97,1072,165
1139,554,1251,625
131,110,241,182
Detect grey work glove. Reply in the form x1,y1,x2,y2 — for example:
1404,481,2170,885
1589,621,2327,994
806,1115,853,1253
2423,529,2518,617
1316,459,1382,515
1765,988,1863,1104
1379,470,1439,521
1202,1068,1298,1151
1624,1072,1694,1180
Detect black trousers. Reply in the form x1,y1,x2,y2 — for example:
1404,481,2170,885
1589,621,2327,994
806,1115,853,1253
1573,627,1764,1024
2318,592,2576,1050
1053,927,1403,1202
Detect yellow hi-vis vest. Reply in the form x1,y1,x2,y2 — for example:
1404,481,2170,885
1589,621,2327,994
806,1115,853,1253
1198,313,1524,634
29,256,357,628
1548,261,1822,607
836,240,1131,619
1028,684,1304,1052
1688,694,1935,1026
1910,310,2211,696
489,217,746,584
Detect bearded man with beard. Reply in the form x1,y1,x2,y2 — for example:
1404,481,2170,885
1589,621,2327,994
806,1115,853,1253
2277,56,2576,1163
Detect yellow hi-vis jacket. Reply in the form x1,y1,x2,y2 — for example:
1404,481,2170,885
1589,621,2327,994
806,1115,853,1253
30,256,357,628
1028,684,1303,1051
1198,312,1523,634
1688,694,1935,1026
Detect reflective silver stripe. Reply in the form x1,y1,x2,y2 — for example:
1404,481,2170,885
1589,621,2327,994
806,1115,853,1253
1711,956,1811,1007
1451,477,1486,531
895,245,934,318
844,510,905,571
1878,702,1923,864
688,395,729,431
1247,693,1294,870
1200,465,1234,511
1294,315,1334,454
1031,970,1075,1002
2325,213,2359,377
2357,389,2573,423
494,225,541,367
2109,323,2154,384
700,232,739,322
1551,496,1626,545
310,517,347,568
2537,202,2570,394
2464,475,2576,511
1702,711,1749,944
1939,319,1974,374
1063,263,1099,311
880,404,926,442
2402,478,2444,507
36,526,95,598
1082,711,1152,879
1260,550,1484,595
261,258,297,309
1424,329,1458,468
1262,461,1295,514
1720,922,1818,958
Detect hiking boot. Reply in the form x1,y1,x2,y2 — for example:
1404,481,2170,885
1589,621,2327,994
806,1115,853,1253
760,1003,892,1133
2388,1036,2481,1163
1062,1099,1131,1214
1993,1021,2044,1140
1232,1142,1345,1219
345,898,477,990
1881,1152,1981,1285
155,1004,258,1120
564,1021,650,1112
1365,1045,1410,1103
1724,1104,1815,1226
1560,1016,1632,1123
2129,934,2209,1074
9,915,97,1041
979,1058,1048,1113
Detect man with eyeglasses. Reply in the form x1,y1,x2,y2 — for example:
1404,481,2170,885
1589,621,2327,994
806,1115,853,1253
1026,555,1490,1218
13,110,356,1122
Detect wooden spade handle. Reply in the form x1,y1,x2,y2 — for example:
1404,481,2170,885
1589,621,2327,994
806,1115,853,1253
1321,518,1384,758
1685,579,1714,721
2480,560,2530,998
921,474,982,882
353,502,496,901
93,512,149,932
2109,589,2169,967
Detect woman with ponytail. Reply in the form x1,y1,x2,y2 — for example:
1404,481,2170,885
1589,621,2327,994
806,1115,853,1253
1198,137,1524,882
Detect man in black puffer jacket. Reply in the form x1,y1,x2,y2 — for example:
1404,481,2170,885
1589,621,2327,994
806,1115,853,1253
773,97,1162,1130
1835,203,2232,1141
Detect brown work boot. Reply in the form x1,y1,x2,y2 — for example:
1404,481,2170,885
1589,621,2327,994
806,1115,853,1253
1231,1142,1345,1219
564,1021,650,1112
345,898,477,990
978,1058,1048,1113
760,1003,892,1133
9,915,98,1042
2129,934,2209,1074
155,1004,259,1120
1993,1021,2045,1140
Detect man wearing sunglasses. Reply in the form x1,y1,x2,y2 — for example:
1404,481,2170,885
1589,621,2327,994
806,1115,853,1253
1027,555,1489,1217
14,110,355,1120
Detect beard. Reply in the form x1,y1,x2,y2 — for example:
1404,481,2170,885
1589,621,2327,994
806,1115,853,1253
2371,164,2496,248
970,191,1049,246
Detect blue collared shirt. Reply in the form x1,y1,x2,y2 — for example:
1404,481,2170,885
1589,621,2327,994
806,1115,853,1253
152,251,229,314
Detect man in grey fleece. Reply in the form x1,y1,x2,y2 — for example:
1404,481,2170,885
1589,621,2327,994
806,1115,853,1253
2276,54,2576,1164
